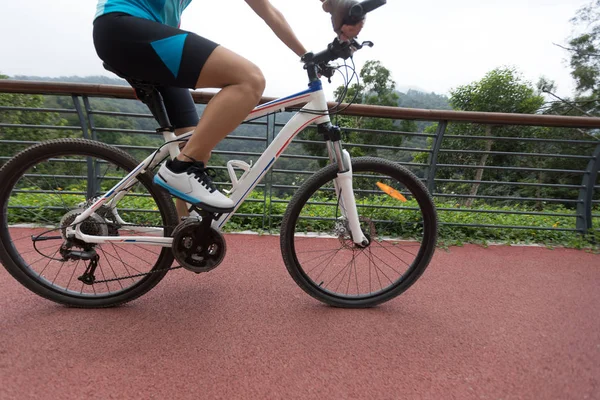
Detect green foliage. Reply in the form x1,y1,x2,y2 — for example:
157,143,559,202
569,1,600,96
397,89,451,110
438,68,550,206
547,0,600,117
304,60,416,163
450,68,544,113
6,189,598,250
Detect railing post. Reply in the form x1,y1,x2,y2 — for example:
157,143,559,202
577,142,600,234
82,96,98,141
72,95,89,140
72,95,97,199
426,120,447,194
82,96,101,199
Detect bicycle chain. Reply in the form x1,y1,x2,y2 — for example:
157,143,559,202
92,264,184,284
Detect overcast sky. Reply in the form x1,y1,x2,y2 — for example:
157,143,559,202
0,0,589,101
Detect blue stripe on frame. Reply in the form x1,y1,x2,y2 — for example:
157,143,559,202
255,81,322,110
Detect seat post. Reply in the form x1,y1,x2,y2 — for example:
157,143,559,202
133,85,173,131
100,62,174,131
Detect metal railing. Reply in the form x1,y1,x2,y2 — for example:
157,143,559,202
1,80,599,237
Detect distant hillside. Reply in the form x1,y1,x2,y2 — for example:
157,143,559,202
396,89,450,110
13,75,128,86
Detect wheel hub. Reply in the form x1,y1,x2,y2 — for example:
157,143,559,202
337,216,376,249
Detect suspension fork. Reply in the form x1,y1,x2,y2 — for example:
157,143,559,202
321,123,369,246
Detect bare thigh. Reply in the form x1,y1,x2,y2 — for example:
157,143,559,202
195,46,265,90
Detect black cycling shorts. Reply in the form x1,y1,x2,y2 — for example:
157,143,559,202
93,12,220,128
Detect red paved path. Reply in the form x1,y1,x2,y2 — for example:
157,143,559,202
1,234,599,399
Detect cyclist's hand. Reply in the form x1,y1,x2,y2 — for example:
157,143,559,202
339,19,364,41
321,0,365,41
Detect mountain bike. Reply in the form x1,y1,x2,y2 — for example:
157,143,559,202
0,0,438,308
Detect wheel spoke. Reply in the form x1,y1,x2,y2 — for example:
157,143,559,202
372,240,412,268
98,247,127,289
66,259,81,290
311,247,343,283
104,243,146,275
301,248,341,270
366,250,398,283
110,242,156,267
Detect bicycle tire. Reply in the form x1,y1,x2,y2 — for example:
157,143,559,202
0,139,179,308
280,157,438,308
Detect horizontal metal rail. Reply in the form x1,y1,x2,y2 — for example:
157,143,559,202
443,134,599,145
0,106,78,114
440,149,592,159
436,164,587,174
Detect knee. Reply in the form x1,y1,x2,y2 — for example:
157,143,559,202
243,65,266,102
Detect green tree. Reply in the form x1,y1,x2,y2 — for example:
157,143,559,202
437,68,544,206
302,60,416,163
569,1,600,94
549,0,600,116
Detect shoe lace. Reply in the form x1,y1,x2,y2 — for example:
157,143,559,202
187,162,217,193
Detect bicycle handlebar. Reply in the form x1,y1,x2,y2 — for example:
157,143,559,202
347,0,387,24
301,0,386,80
307,38,372,65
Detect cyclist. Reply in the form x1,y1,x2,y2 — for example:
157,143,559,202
93,0,364,212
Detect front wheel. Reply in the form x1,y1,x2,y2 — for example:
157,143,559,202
280,157,438,308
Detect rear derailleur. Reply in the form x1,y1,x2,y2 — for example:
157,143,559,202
59,241,99,285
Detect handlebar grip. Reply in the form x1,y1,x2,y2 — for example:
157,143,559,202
349,0,387,18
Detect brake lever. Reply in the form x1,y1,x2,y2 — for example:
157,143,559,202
349,40,374,50
361,41,374,48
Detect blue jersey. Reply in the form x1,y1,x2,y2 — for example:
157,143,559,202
95,0,193,28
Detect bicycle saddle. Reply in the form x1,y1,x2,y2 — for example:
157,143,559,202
102,62,157,89
102,62,172,129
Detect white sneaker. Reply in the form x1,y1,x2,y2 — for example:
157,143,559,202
154,160,235,213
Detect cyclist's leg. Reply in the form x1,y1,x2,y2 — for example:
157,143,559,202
93,13,255,210
177,46,266,163
158,86,200,217
94,14,265,164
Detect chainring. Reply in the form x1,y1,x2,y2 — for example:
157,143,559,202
172,218,227,273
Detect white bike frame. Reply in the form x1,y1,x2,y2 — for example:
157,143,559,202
65,81,367,247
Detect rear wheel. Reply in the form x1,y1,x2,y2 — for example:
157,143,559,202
0,139,179,307
280,157,437,308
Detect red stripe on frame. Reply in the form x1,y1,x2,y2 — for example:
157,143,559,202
276,116,323,158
